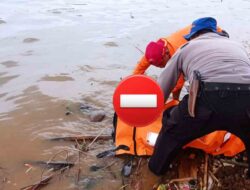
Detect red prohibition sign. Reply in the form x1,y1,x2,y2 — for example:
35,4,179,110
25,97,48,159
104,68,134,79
113,75,164,127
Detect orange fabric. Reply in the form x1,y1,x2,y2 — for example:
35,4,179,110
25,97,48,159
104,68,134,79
133,56,150,75
117,26,245,157
213,135,245,156
116,100,179,155
186,132,245,157
116,100,246,156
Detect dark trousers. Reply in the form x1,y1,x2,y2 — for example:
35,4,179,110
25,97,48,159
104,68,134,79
148,88,250,175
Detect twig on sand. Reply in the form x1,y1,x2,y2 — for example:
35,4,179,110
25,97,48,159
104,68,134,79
47,150,70,164
119,184,129,190
22,149,73,190
20,174,54,190
25,161,74,172
76,168,81,183
101,160,118,179
49,135,112,142
209,170,220,186
135,158,143,175
87,128,107,149
120,175,129,190
221,159,248,167
39,149,70,183
203,153,209,190
102,160,117,170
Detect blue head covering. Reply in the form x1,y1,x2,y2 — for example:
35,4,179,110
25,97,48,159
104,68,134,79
184,17,218,40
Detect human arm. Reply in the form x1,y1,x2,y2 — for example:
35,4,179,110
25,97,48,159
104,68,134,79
157,51,182,101
132,56,150,75
171,74,185,100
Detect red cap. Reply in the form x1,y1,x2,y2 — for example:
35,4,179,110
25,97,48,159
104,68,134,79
145,39,166,67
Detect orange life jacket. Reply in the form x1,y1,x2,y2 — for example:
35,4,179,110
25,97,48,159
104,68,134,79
114,100,245,156
114,26,245,157
114,100,179,155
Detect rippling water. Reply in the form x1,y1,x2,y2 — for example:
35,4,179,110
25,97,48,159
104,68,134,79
0,0,250,189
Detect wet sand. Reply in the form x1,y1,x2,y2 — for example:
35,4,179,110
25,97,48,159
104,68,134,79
0,0,250,189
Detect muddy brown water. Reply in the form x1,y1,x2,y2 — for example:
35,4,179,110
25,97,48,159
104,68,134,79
1,0,250,189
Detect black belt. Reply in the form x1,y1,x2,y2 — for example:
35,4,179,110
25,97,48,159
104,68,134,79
201,82,250,91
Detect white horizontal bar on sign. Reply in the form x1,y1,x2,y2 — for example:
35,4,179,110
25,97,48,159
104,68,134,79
120,94,157,108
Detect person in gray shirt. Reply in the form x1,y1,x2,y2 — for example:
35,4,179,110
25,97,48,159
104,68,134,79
148,17,250,177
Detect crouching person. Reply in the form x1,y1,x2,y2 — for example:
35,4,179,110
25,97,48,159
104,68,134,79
148,17,250,176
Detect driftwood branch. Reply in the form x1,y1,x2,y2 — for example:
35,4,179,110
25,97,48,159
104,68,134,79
221,159,248,167
21,174,53,190
87,128,108,149
49,135,112,142
25,161,74,171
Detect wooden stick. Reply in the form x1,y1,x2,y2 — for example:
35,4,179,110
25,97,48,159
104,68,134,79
21,174,53,190
119,184,129,190
221,159,248,167
135,158,143,176
208,170,220,185
25,161,74,171
87,127,110,149
102,160,117,170
76,168,81,183
203,153,209,190
49,135,112,142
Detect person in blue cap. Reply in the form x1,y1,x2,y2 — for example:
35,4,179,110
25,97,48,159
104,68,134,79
148,17,250,177
184,17,222,40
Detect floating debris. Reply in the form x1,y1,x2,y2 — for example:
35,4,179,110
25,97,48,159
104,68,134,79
79,104,93,113
23,38,40,43
89,165,104,172
0,60,18,68
104,42,118,47
0,19,6,24
24,161,74,171
121,158,133,177
21,174,53,190
49,135,112,142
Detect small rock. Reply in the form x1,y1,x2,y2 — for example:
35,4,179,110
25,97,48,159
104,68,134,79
89,111,105,122
65,111,71,115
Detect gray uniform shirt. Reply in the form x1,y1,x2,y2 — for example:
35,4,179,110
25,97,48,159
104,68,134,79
158,32,250,101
